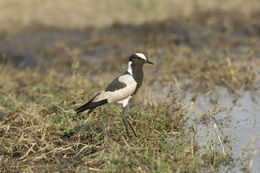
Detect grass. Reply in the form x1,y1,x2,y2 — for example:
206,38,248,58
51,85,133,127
0,66,235,172
0,0,259,172
0,0,259,31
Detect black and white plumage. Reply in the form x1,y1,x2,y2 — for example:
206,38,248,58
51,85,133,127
75,53,153,137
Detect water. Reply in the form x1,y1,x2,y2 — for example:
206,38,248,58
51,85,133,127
183,88,260,172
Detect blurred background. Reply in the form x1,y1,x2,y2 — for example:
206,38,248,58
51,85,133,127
0,0,259,70
0,0,259,29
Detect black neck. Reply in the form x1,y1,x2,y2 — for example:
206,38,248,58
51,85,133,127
131,63,144,95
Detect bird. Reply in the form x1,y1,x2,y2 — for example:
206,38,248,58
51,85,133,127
75,53,153,137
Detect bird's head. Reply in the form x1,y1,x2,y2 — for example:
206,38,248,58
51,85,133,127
128,53,154,66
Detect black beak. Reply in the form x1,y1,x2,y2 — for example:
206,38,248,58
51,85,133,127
146,60,154,64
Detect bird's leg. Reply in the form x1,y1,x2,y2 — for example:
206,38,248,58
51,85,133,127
126,119,137,137
122,106,137,137
122,106,130,137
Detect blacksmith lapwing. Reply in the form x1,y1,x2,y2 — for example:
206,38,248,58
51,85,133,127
75,53,153,137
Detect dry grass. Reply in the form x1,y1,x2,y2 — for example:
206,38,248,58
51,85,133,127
0,66,232,172
0,0,259,172
157,48,258,94
0,0,259,31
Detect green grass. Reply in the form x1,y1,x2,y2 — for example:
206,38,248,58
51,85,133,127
0,0,259,171
0,66,234,172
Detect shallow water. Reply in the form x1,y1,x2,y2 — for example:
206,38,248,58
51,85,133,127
183,88,260,172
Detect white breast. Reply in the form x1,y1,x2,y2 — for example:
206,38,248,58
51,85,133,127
118,96,132,107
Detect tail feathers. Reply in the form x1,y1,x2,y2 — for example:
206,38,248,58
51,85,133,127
75,99,108,114
87,108,96,115
75,96,96,114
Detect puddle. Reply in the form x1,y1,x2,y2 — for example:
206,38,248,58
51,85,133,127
182,88,260,172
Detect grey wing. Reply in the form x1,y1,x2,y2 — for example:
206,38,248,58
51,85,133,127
105,76,127,91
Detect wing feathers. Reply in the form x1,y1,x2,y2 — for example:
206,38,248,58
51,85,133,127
75,93,108,114
105,77,126,92
76,74,137,114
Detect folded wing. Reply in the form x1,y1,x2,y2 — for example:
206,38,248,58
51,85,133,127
75,74,137,114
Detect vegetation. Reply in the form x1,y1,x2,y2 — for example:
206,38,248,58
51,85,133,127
0,0,259,172
0,66,234,172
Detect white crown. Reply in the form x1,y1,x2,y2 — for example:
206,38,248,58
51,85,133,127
135,53,146,61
